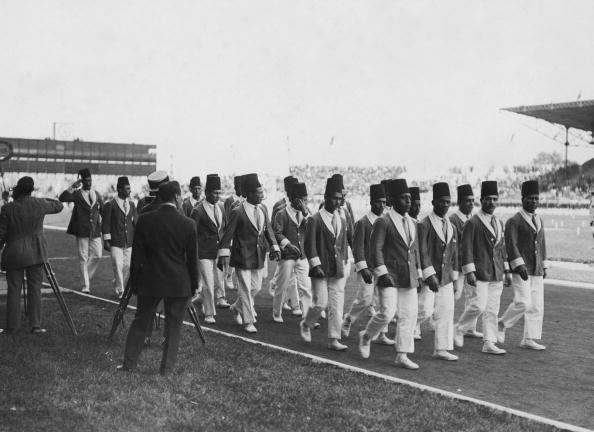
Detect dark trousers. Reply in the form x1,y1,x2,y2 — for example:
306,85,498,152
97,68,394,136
6,264,44,330
123,295,189,374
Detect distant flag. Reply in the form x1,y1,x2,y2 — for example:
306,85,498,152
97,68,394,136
509,133,515,142
329,136,335,146
577,91,582,101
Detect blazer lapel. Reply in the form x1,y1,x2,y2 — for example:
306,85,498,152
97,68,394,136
519,211,538,232
429,212,446,243
387,211,409,247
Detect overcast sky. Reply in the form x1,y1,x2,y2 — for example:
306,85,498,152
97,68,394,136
1,1,594,179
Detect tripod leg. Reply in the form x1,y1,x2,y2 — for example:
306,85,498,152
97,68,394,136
43,263,78,336
22,281,28,317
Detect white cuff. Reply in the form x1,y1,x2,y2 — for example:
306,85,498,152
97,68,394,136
462,263,476,275
422,266,436,280
510,257,525,270
504,261,510,271
280,238,291,249
103,234,111,241
417,269,423,279
354,260,368,272
309,257,321,268
219,248,230,257
451,270,459,281
272,245,280,253
374,265,388,277
543,260,550,269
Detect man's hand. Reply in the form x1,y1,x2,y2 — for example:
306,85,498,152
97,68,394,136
217,256,230,272
515,264,528,281
286,244,301,257
269,250,281,262
377,273,395,288
426,275,440,292
103,240,111,252
298,199,309,217
311,265,325,278
359,268,373,284
72,179,82,189
466,272,477,287
504,271,512,287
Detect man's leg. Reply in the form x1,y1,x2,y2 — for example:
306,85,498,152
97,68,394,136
433,283,455,352
500,274,530,331
483,281,504,343
303,278,328,329
345,273,375,325
87,237,103,282
160,296,190,375
6,269,25,330
395,287,418,355
294,258,312,317
123,296,161,370
327,276,346,341
122,247,132,288
235,269,256,324
199,259,216,318
415,285,435,338
456,281,488,333
76,237,90,292
523,276,544,341
25,265,44,330
214,266,227,306
110,246,125,296
273,259,294,318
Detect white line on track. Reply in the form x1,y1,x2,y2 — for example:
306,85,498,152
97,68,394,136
59,287,592,432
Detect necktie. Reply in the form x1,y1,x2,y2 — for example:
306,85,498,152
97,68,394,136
296,209,302,226
214,204,220,229
123,199,128,215
89,191,93,206
532,214,538,231
442,218,447,240
254,206,261,231
331,212,339,236
490,216,498,238
403,216,411,245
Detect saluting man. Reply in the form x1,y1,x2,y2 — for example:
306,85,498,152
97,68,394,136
218,173,281,333
416,182,459,361
102,176,138,298
59,168,104,294
191,174,229,324
300,177,350,351
182,176,202,217
358,179,423,369
450,184,482,338
455,180,511,355
271,182,312,322
497,180,548,351
342,184,393,345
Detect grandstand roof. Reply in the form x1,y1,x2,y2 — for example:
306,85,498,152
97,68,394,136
502,99,594,133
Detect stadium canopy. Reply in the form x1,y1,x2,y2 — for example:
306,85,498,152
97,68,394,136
501,99,594,133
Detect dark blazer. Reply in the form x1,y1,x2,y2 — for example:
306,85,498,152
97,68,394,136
129,205,199,297
449,212,471,271
182,197,203,218
461,213,508,282
304,211,348,278
102,198,138,248
190,201,226,260
418,213,458,286
271,197,288,220
0,196,63,271
272,206,307,260
59,188,103,238
219,202,278,270
369,212,421,289
505,212,547,276
223,195,241,219
352,213,375,271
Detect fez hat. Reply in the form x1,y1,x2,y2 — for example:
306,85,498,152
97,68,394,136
432,182,450,200
15,176,34,194
78,168,91,179
283,176,298,191
521,180,539,197
370,184,386,201
233,175,242,192
381,179,393,196
457,184,474,199
325,177,343,195
481,181,498,198
117,176,130,188
290,182,307,198
331,174,345,191
243,173,261,194
205,174,221,191
409,186,421,201
390,179,409,197
147,170,170,192
189,176,201,188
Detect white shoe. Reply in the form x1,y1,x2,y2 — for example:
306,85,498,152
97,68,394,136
272,313,284,323
497,322,506,344
282,302,292,311
482,341,506,355
320,310,327,319
433,350,459,361
82,288,90,294
327,339,348,351
366,305,376,317
358,331,371,358
454,327,464,348
245,323,257,333
291,308,303,317
216,299,231,309
413,324,422,340
374,333,395,346
520,339,546,351
230,306,243,326
299,320,311,343
204,316,216,324
464,329,484,339
341,314,352,337
394,355,419,370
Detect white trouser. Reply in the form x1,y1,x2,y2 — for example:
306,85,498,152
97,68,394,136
199,259,225,317
454,276,479,331
273,259,311,316
270,261,299,301
76,237,103,291
365,287,418,353
346,273,375,324
417,283,455,351
457,280,503,343
110,246,131,294
233,268,264,324
500,274,544,340
304,276,346,340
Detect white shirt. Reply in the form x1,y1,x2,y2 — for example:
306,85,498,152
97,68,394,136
319,207,341,236
204,200,222,228
520,208,541,232
243,201,264,232
81,188,96,206
115,196,130,215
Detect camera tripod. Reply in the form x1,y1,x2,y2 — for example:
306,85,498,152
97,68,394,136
42,262,78,336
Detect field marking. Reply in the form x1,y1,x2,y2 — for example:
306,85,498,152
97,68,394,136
545,279,594,290
44,225,67,231
57,288,592,432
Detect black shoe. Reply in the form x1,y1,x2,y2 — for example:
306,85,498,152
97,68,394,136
31,328,47,334
116,365,132,372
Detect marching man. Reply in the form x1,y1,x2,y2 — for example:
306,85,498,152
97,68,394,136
416,182,459,361
455,181,511,355
182,176,202,217
498,180,548,351
358,179,422,369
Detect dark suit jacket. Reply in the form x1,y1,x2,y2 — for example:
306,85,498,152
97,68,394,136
102,198,138,248
272,206,307,260
461,213,508,282
369,212,421,289
219,203,278,270
59,188,103,238
449,212,470,271
505,212,547,276
418,214,458,286
0,196,63,271
352,214,374,271
304,211,348,278
130,205,199,297
223,195,241,219
182,197,203,218
190,201,226,260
